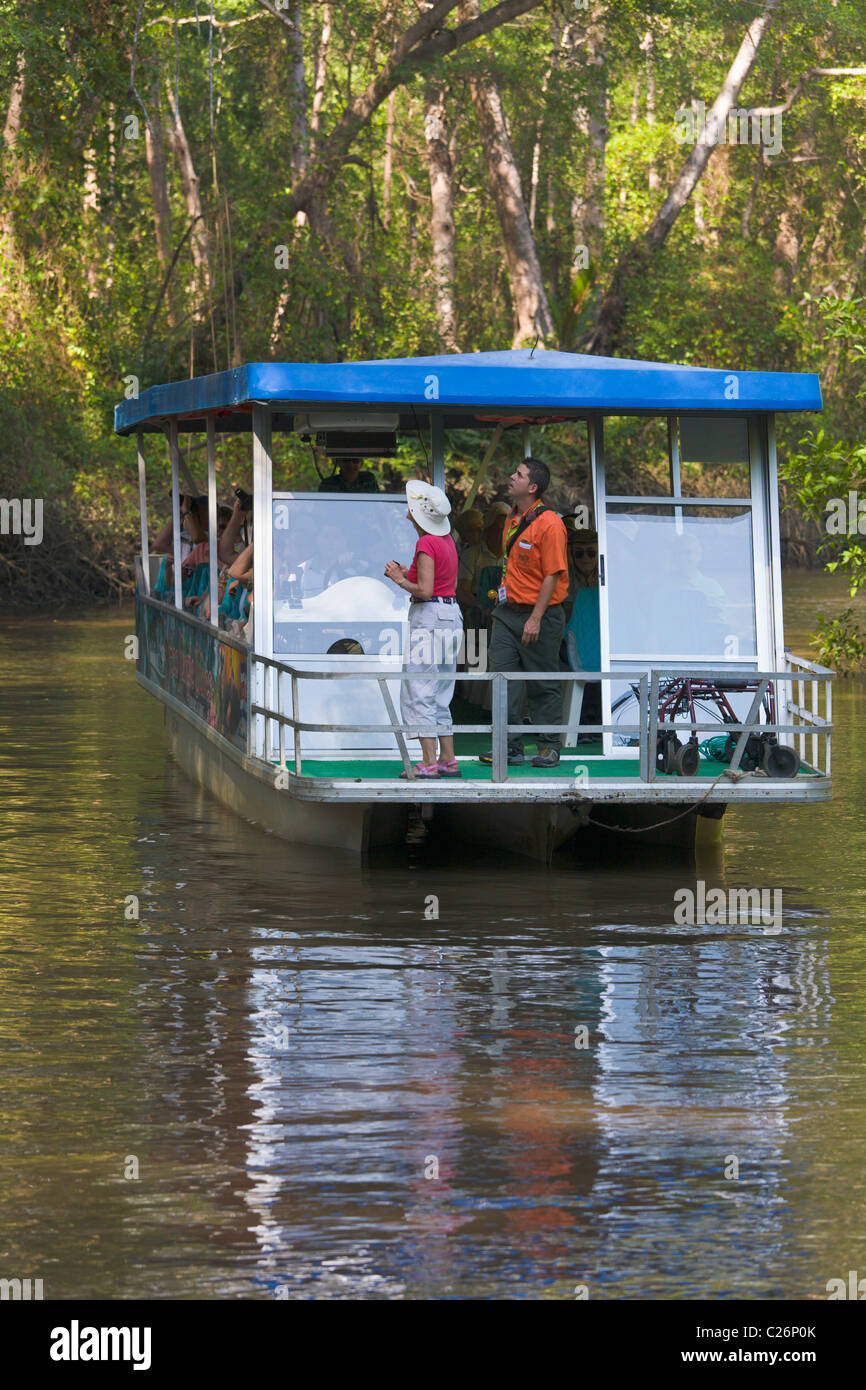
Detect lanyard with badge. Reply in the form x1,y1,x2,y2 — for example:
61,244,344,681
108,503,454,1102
497,500,544,603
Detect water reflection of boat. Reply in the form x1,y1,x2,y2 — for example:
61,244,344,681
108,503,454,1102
117,350,833,863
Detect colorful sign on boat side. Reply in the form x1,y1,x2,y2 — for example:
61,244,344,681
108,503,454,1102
137,596,248,752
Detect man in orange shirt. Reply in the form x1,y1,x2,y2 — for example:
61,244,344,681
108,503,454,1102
480,458,569,768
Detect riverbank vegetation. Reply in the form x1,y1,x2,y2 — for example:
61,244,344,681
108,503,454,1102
1,1,865,660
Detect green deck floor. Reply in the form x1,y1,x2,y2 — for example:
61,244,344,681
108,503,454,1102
276,696,817,781
281,756,733,781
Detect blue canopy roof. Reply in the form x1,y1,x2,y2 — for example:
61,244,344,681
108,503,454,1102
114,348,822,434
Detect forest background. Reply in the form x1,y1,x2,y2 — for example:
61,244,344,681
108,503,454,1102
1,0,865,662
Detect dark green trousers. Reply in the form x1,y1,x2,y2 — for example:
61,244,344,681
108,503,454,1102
489,603,566,751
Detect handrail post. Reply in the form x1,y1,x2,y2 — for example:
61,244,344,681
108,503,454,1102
278,668,285,772
492,673,508,782
269,662,278,763
246,654,253,756
638,673,649,781
137,431,150,595
169,419,182,610
206,416,218,629
647,669,660,783
291,672,301,774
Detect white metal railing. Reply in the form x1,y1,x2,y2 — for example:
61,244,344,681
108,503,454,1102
134,565,834,788
782,649,833,777
248,651,833,785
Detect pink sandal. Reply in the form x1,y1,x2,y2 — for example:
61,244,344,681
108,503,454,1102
436,760,463,778
400,762,440,779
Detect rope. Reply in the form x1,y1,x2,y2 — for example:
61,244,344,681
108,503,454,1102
584,765,748,834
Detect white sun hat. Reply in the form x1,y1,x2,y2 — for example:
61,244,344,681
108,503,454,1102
406,480,452,537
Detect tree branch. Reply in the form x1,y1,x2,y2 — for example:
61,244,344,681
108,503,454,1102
749,66,866,116
146,12,269,27
285,0,543,218
141,214,204,349
255,0,297,32
582,0,781,355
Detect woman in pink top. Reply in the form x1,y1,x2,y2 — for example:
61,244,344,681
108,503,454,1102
384,481,464,778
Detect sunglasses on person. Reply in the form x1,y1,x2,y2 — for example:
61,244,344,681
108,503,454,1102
570,546,597,559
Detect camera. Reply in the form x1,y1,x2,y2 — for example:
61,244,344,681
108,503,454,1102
235,487,253,512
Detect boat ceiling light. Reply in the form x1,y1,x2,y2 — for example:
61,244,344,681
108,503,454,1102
293,411,400,434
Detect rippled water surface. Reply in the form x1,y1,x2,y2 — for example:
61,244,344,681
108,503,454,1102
1,572,865,1299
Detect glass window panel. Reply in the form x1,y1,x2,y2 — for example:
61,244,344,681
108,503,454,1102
603,416,671,496
271,495,420,753
605,505,757,659
272,495,415,656
676,417,751,498
679,416,749,464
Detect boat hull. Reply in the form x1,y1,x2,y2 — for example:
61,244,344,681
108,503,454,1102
433,799,715,863
164,705,407,854
164,699,717,863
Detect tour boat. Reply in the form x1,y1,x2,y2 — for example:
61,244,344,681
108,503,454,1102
116,350,833,863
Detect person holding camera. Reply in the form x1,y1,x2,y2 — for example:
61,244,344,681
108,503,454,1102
218,489,253,565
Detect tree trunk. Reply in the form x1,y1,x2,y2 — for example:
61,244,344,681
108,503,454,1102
642,28,660,192
271,2,329,348
0,56,25,321
406,172,420,279
459,0,554,346
164,80,211,317
528,58,552,231
310,2,331,147
573,10,606,268
144,76,173,276
424,85,459,351
1,55,25,251
82,144,101,299
3,55,24,149
287,0,309,177
382,89,396,230
582,0,779,356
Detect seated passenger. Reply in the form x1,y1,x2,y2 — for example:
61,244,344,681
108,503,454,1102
182,506,233,616
317,457,379,493
221,565,253,637
452,508,483,556
151,495,207,594
563,521,599,622
152,493,206,556
183,504,233,573
226,540,253,585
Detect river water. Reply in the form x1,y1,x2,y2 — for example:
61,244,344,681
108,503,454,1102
1,571,864,1300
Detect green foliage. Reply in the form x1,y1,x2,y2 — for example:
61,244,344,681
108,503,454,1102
812,609,866,674
782,297,866,614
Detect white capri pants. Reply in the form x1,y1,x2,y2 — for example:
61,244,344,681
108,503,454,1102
401,601,464,739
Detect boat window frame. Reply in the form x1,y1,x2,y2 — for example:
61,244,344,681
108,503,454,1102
593,411,778,755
